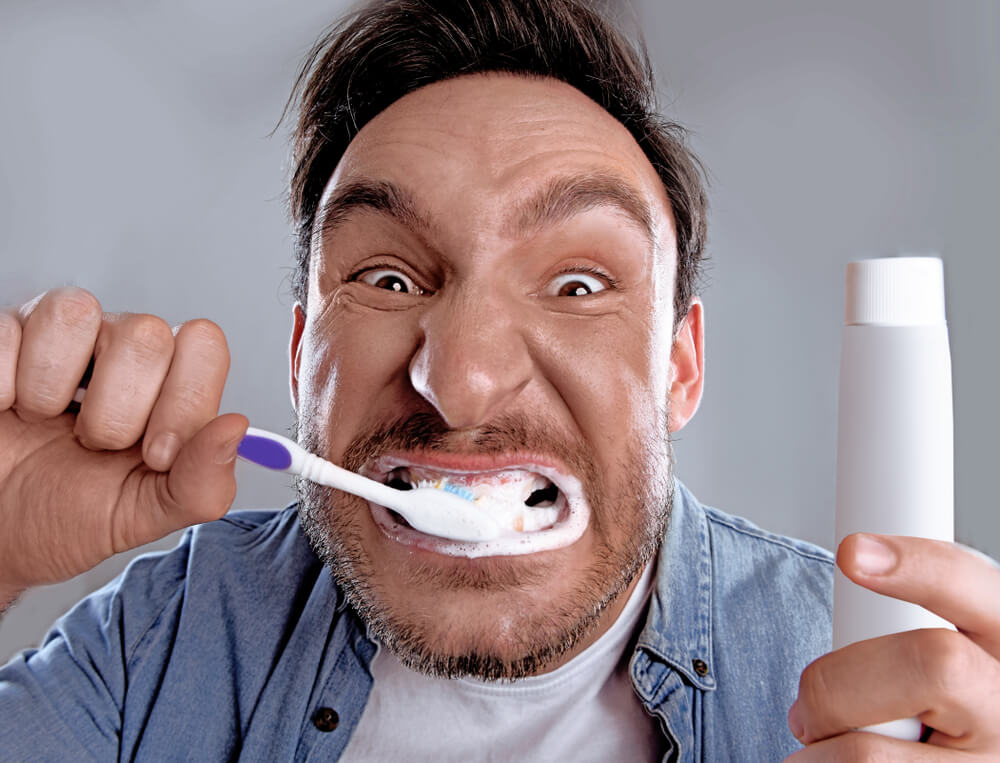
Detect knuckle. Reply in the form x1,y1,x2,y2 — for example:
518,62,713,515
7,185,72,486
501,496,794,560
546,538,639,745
797,657,831,708
46,288,102,331
76,416,141,451
16,385,66,416
911,628,971,699
0,312,20,346
179,319,229,359
794,658,837,733
120,314,174,361
171,381,217,415
0,314,20,407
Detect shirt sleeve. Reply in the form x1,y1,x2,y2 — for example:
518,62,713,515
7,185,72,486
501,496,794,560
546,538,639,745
0,532,192,761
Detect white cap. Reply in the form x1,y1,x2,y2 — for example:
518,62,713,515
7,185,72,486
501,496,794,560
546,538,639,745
844,257,946,326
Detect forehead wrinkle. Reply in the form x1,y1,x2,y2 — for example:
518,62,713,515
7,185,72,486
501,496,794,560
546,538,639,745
507,172,656,246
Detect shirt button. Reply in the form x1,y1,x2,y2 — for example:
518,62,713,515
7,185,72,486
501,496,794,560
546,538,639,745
312,707,340,732
692,658,709,677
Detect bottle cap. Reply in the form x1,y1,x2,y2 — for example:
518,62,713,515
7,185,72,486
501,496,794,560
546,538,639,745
844,257,946,326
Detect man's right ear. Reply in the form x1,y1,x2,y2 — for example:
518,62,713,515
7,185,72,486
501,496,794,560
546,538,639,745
289,303,307,411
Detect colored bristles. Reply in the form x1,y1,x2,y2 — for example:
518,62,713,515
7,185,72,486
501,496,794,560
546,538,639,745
441,481,475,502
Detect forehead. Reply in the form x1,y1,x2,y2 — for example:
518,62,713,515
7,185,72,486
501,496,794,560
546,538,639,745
324,73,676,249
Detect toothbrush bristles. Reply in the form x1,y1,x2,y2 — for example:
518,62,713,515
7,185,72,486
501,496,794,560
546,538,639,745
442,481,475,502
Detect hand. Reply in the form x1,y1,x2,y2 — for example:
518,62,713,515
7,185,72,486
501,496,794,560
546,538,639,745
0,287,247,601
786,533,1000,760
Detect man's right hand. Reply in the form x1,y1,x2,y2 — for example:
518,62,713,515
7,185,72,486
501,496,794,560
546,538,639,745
0,287,248,605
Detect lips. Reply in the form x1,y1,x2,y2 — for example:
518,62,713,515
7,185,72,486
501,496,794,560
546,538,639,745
361,454,591,558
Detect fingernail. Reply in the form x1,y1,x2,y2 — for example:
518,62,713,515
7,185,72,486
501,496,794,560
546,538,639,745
854,533,897,575
788,701,805,741
146,432,180,471
215,432,244,465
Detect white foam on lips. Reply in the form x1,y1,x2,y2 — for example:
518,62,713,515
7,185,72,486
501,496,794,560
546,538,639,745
368,459,591,558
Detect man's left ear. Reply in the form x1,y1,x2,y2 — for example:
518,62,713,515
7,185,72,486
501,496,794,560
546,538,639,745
668,297,705,432
289,302,307,412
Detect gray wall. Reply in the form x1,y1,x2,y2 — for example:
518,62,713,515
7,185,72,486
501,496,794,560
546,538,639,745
2,0,997,663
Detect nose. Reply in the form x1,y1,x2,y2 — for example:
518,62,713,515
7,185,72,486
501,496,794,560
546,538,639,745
409,290,533,430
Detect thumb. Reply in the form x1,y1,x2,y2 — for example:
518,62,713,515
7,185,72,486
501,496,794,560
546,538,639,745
131,413,249,545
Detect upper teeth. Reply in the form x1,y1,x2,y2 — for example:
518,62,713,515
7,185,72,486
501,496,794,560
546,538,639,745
384,467,558,508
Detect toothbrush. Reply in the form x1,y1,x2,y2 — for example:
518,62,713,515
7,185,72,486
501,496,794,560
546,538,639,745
237,427,502,543
70,381,499,542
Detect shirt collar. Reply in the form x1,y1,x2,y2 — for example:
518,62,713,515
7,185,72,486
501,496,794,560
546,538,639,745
636,478,717,691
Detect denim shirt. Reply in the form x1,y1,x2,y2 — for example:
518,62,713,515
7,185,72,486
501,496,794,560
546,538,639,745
0,481,833,761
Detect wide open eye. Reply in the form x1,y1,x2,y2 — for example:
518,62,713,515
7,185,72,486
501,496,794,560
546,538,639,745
358,269,423,295
547,271,608,297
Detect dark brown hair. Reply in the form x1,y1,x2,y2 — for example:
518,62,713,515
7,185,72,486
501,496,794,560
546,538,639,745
287,0,708,329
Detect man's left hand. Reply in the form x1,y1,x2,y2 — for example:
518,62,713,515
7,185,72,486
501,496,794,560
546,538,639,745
785,534,1000,760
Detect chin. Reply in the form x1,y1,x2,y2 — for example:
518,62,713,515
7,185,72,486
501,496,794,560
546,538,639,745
363,561,613,680
293,413,674,681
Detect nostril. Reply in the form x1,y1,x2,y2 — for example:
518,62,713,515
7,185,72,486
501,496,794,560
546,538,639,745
407,320,534,432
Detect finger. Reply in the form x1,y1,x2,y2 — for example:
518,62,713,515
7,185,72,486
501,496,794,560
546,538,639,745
784,729,975,762
0,310,21,411
116,413,248,550
839,533,1000,657
13,287,101,421
74,313,175,451
142,319,230,472
790,628,1000,749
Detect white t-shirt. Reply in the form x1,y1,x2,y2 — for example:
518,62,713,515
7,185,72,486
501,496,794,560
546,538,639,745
341,562,664,761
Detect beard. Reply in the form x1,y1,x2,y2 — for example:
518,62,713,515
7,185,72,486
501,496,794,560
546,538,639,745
295,408,674,681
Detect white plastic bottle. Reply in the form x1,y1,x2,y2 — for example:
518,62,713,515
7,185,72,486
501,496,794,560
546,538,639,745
833,256,955,740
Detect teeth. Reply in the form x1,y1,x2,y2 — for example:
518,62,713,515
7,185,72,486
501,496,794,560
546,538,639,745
382,466,563,527
520,476,549,503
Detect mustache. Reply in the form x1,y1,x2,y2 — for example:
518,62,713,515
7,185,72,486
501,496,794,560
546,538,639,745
336,410,598,481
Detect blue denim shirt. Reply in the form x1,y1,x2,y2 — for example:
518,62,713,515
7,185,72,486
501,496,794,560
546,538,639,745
0,481,833,761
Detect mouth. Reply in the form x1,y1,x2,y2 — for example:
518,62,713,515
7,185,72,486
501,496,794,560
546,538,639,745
362,456,591,558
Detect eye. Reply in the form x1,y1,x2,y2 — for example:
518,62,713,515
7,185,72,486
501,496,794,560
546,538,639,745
547,271,609,297
357,268,424,295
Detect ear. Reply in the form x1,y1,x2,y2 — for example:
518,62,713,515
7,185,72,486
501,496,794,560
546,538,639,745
668,297,705,432
289,303,307,411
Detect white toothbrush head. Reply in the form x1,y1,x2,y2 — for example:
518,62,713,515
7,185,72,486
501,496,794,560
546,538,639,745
237,427,501,542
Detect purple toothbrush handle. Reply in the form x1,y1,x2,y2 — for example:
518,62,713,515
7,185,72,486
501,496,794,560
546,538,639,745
237,432,293,470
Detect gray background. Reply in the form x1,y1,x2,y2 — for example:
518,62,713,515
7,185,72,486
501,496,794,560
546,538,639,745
1,0,997,663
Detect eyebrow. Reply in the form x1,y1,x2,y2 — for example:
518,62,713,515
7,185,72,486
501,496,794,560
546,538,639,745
314,179,430,240
313,172,655,244
509,172,655,245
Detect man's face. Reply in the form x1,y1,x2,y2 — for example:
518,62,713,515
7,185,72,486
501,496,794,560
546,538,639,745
291,74,703,679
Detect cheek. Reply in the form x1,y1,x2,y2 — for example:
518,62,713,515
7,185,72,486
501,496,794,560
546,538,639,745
298,299,420,456
531,315,670,454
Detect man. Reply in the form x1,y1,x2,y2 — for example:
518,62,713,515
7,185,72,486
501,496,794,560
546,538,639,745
1,0,998,759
